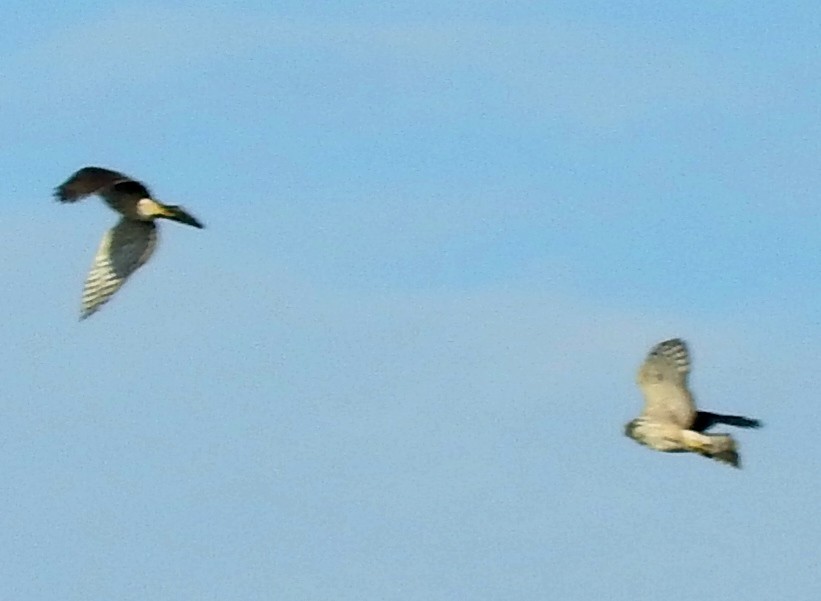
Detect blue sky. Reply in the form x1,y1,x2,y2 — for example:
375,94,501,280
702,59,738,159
1,2,819,599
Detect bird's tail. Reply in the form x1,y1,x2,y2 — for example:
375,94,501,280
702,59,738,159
702,434,739,468
683,430,740,468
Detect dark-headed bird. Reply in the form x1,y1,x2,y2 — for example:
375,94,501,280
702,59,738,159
55,167,204,319
624,338,762,468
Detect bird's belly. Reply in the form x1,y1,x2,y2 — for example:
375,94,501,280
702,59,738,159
632,422,686,452
643,435,685,452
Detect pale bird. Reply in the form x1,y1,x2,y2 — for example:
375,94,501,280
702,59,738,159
624,338,761,468
55,167,204,319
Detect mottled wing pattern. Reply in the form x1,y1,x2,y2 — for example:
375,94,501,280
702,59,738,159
636,338,696,428
81,218,158,319
54,167,133,202
648,338,691,378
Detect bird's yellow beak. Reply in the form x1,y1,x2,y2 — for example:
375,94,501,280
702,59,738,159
155,203,205,229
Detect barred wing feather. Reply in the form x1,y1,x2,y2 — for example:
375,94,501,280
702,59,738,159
81,219,158,319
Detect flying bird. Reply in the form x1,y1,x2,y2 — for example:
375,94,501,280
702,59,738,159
55,166,204,319
624,338,761,468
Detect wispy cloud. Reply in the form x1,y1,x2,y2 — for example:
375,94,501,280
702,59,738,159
1,7,788,129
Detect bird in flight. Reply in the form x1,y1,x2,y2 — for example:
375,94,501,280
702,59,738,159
55,166,204,319
624,338,761,468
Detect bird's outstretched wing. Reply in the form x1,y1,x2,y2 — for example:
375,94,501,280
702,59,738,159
81,218,158,319
636,338,696,427
55,166,149,202
647,338,691,378
692,411,762,432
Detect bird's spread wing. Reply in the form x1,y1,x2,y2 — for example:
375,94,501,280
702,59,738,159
55,166,148,202
692,411,762,432
636,338,696,427
81,218,158,319
647,338,691,378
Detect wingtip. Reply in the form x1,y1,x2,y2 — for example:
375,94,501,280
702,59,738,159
54,186,70,203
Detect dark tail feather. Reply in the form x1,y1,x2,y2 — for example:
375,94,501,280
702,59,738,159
692,411,762,432
695,433,740,468
711,447,741,468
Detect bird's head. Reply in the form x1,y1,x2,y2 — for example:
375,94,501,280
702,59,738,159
624,418,640,440
137,198,204,228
